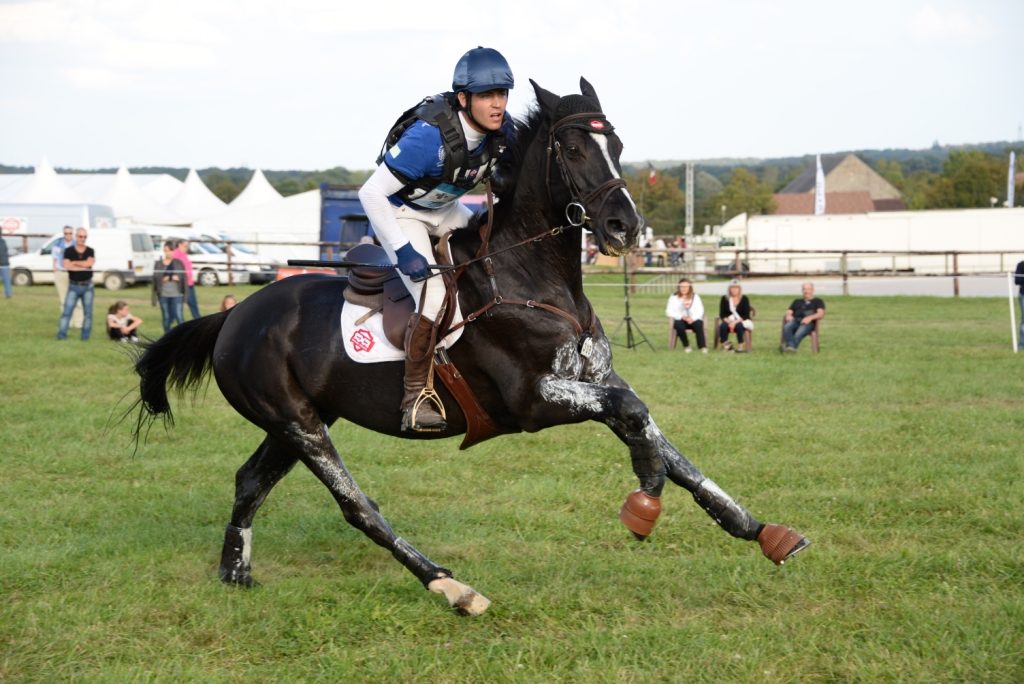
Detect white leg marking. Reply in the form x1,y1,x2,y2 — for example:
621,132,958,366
286,422,362,501
538,376,606,417
240,527,252,566
428,577,491,616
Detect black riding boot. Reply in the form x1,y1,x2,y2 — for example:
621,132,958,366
401,316,447,432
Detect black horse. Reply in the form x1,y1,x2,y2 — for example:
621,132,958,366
133,79,808,615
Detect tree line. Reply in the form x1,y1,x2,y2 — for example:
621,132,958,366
2,140,1020,221
622,144,1023,236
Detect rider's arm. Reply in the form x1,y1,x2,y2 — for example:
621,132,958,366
358,165,410,251
359,122,445,253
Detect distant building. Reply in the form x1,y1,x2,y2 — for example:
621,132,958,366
774,154,906,214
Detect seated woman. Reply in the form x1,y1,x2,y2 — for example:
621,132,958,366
665,278,706,353
718,281,753,352
106,300,142,342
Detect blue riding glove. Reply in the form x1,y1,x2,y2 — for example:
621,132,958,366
395,243,429,281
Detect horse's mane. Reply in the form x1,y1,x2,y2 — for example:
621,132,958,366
493,93,603,206
492,106,545,205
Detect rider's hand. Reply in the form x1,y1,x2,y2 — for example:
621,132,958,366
395,243,429,281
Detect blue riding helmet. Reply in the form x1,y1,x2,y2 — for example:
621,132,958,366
452,47,514,94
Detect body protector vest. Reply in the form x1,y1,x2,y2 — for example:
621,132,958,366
376,92,509,210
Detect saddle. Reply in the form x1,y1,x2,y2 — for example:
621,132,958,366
342,243,414,350
341,241,503,449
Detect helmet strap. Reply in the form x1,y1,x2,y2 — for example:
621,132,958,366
458,92,488,134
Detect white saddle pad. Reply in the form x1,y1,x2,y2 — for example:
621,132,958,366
340,301,465,364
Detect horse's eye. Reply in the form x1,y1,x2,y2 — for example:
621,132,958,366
566,144,582,158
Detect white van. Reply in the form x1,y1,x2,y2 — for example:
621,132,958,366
10,229,156,290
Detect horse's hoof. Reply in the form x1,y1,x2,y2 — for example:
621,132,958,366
619,489,661,539
428,577,491,616
757,523,810,565
630,531,648,542
220,569,257,588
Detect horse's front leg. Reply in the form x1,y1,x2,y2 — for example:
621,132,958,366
534,370,810,565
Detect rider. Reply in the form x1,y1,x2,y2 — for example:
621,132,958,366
357,46,515,433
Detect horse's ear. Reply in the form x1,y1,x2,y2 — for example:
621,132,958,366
530,79,561,113
579,77,601,108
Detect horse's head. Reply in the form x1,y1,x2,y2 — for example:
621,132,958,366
531,78,641,256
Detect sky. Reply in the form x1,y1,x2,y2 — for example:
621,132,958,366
1,0,1021,172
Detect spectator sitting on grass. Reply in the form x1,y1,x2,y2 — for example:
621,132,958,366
106,301,142,342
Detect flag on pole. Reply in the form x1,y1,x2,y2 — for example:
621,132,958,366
647,162,657,187
814,154,826,215
1008,151,1016,208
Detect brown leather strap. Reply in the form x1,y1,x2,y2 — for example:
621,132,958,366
445,296,594,338
433,354,505,450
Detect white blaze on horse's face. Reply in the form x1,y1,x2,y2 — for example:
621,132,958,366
589,133,639,215
589,132,641,250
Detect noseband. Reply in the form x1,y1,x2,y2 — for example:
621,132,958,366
545,112,628,227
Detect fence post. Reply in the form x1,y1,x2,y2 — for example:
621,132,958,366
226,244,234,286
841,252,849,296
952,252,959,297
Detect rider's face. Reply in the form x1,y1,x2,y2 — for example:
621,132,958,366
458,89,508,133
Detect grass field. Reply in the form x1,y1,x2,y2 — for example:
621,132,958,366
1,280,1022,683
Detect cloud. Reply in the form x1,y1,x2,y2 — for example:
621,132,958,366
63,67,138,90
3,0,224,90
909,4,992,43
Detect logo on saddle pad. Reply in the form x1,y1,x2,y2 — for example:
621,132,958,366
350,328,375,353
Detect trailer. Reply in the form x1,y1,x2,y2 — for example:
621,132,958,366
718,207,1024,274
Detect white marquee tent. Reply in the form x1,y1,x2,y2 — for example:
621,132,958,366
192,189,320,261
96,165,186,225
138,174,186,204
0,171,185,206
166,168,226,222
230,169,282,209
6,157,83,204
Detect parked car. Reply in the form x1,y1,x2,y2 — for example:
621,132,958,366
146,229,249,286
189,241,251,287
10,229,156,290
199,234,280,284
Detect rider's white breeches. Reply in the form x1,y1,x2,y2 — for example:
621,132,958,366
379,201,473,322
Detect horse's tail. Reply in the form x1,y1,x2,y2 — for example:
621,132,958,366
132,311,230,438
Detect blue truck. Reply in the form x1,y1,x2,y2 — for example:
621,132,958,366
319,184,371,260
319,183,487,261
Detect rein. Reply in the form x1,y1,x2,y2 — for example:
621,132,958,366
437,110,626,340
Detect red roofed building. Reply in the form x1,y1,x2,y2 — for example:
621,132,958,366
775,154,906,214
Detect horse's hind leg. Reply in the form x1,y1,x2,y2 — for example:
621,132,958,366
220,436,298,587
278,421,491,615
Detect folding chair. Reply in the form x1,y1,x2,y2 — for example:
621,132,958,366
779,316,821,353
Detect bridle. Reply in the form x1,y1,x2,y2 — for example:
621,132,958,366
437,110,629,341
545,111,629,229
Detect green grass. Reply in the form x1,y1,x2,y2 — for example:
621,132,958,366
1,281,1022,683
